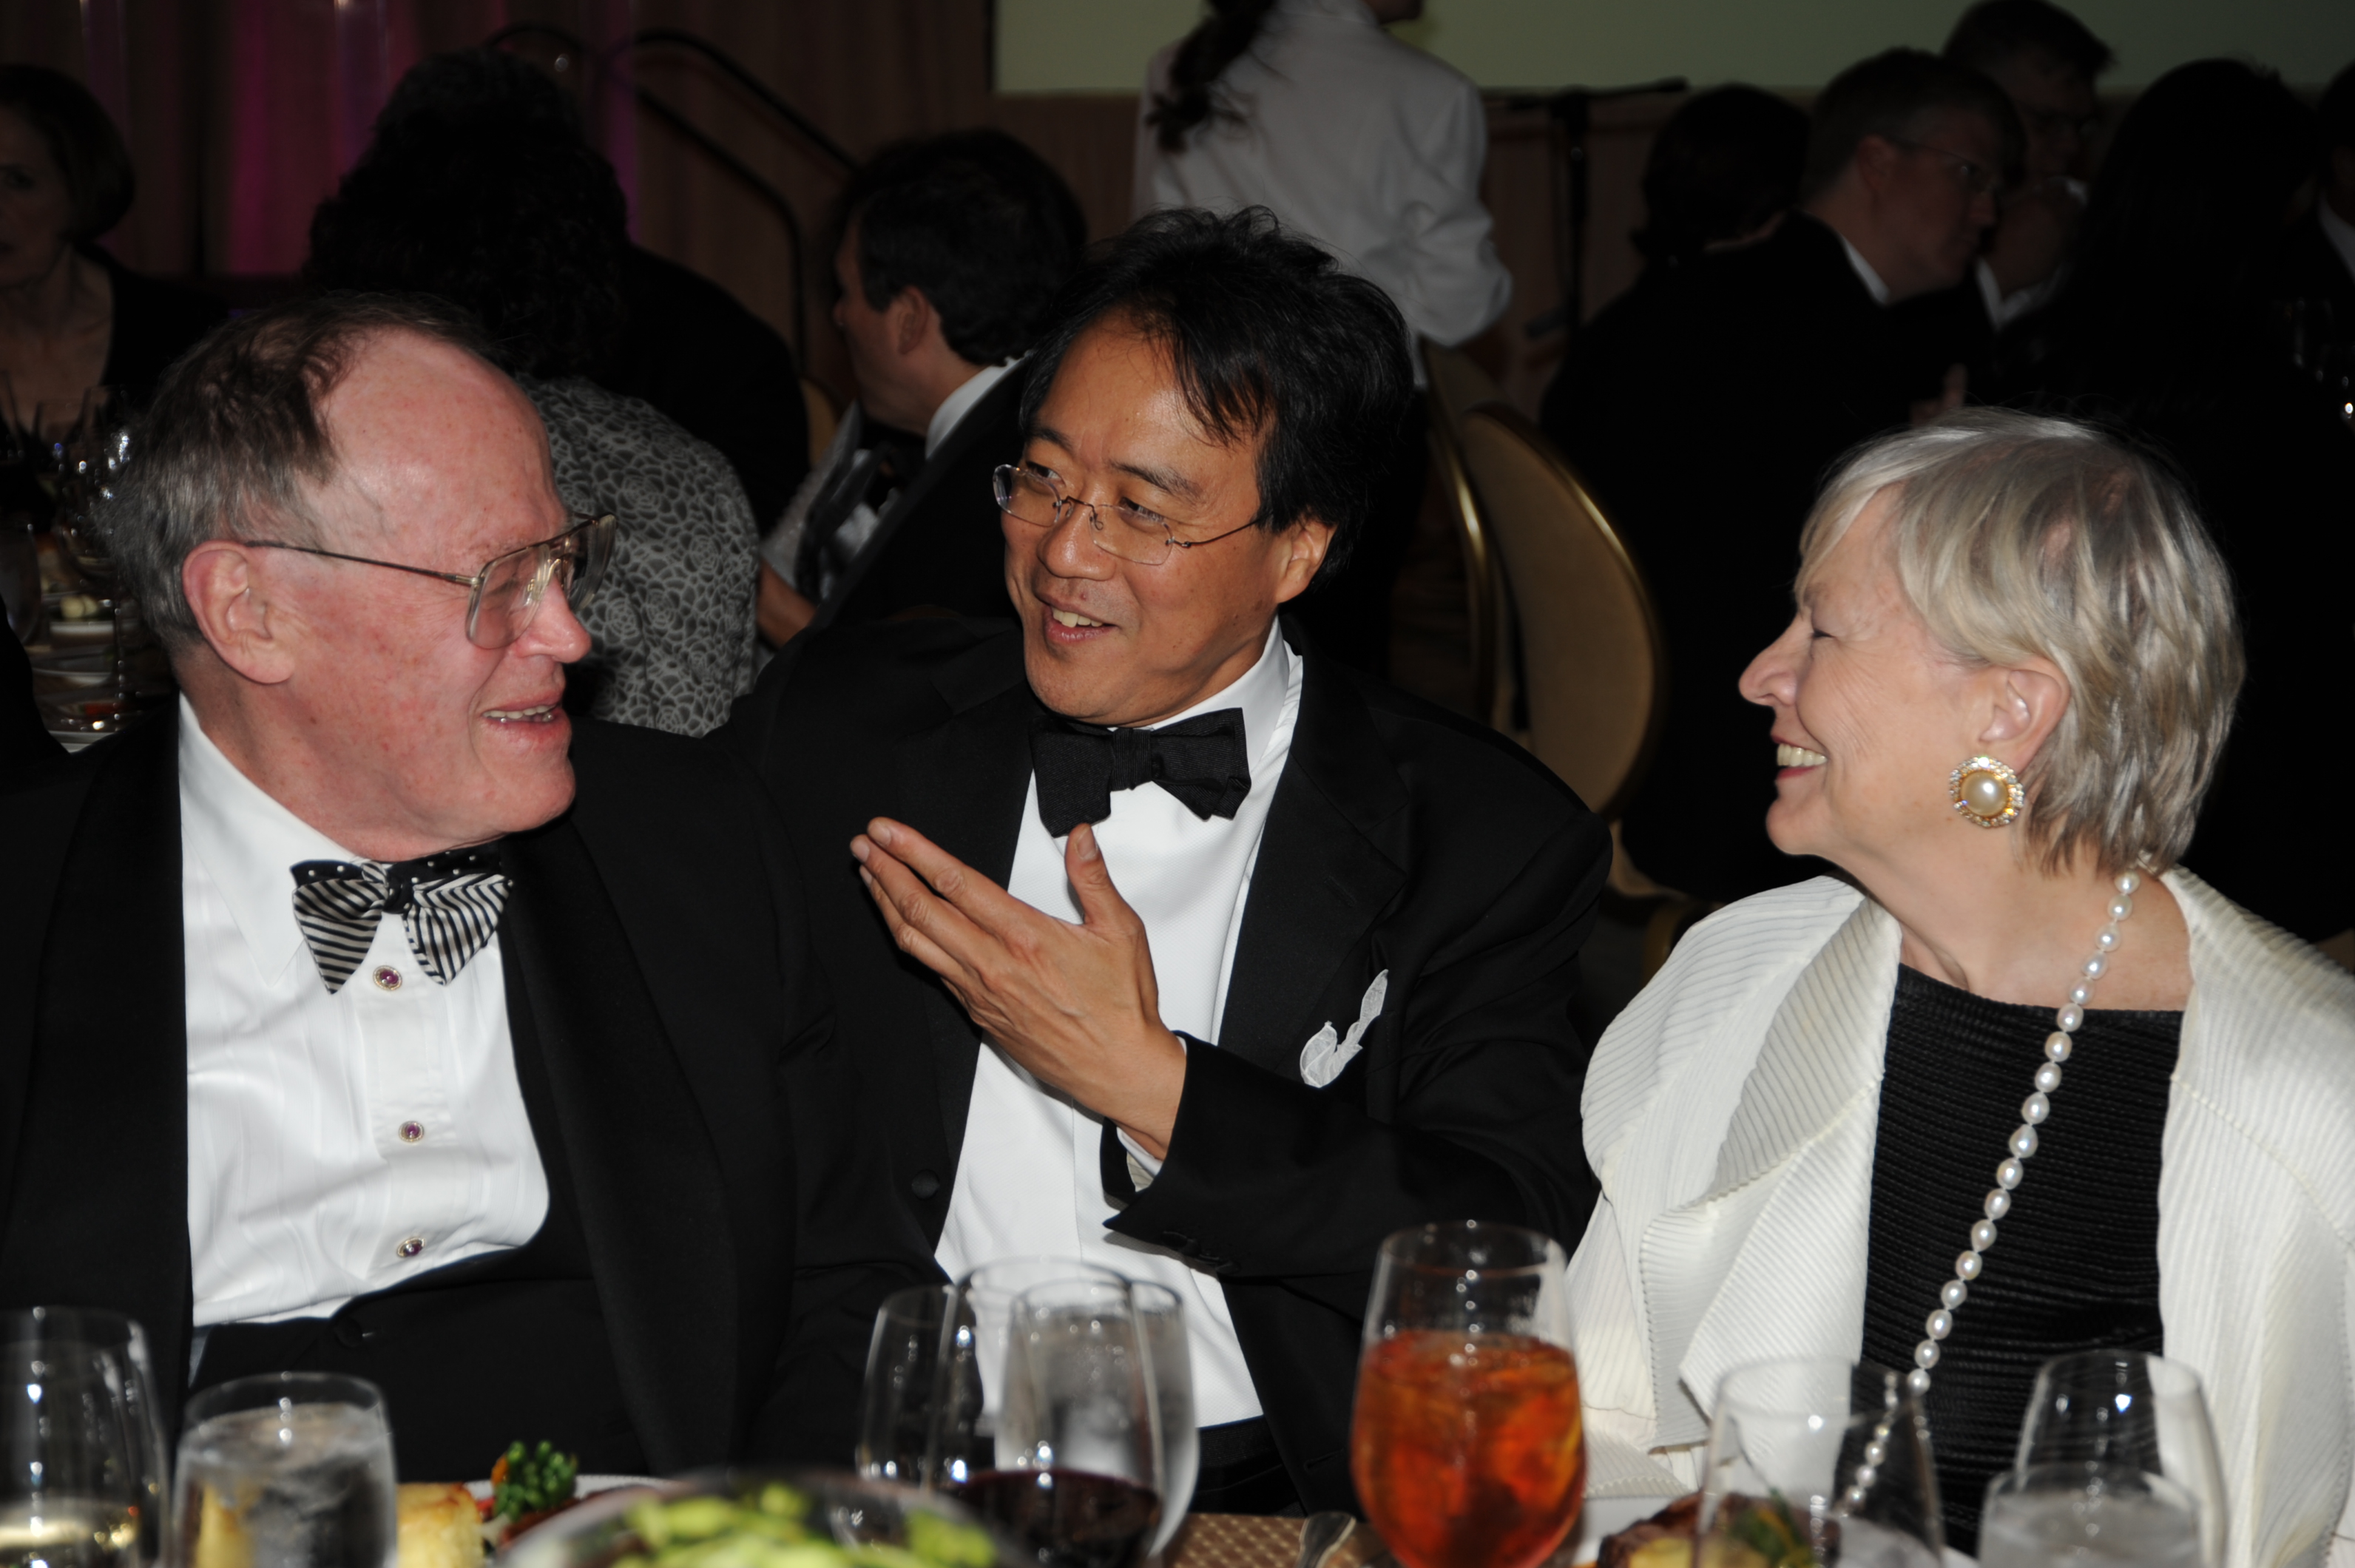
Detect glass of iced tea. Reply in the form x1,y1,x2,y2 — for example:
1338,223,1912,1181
1350,1221,1582,1568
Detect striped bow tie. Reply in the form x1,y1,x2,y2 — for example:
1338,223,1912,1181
290,847,510,995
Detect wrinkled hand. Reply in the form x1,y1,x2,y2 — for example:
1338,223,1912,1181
853,817,1186,1157
1985,181,2083,297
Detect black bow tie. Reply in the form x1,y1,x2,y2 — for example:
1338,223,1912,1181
290,845,510,995
1031,709,1251,837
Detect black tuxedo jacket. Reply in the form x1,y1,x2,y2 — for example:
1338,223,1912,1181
721,617,1610,1510
1542,214,1902,903
0,710,861,1471
814,368,1027,630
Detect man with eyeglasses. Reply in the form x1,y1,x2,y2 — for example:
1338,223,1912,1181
1547,48,2018,910
723,209,1609,1515
0,294,863,1478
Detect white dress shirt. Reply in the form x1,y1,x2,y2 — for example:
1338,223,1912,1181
934,623,1302,1427
1836,232,1893,306
179,698,548,1328
1134,0,1512,351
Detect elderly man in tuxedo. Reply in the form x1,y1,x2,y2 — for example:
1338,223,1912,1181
725,209,1609,1515
0,294,854,1479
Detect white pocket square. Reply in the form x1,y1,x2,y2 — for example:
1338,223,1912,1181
1300,970,1388,1088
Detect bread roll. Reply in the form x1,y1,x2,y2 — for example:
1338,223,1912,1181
397,1483,485,1568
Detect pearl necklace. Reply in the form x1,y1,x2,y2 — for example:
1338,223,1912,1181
1902,868,2146,1397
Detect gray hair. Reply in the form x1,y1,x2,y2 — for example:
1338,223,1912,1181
98,292,494,651
1797,408,2243,876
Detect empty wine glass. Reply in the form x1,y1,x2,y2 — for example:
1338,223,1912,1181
1981,1463,2201,1568
174,1372,397,1568
860,1284,964,1486
1351,1221,1582,1568
0,1307,171,1568
1695,1359,1944,1568
2013,1351,2226,1568
957,1277,1162,1568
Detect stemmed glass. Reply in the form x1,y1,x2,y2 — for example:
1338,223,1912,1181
1351,1221,1583,1568
0,1307,172,1568
173,1372,398,1568
962,1277,1163,1568
47,387,147,726
1694,1359,1943,1568
1987,1351,2225,1568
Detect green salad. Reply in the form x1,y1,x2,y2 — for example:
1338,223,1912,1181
614,1483,997,1568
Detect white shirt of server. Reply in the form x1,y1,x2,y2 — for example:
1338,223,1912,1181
180,698,549,1331
1134,0,1513,349
934,624,1302,1427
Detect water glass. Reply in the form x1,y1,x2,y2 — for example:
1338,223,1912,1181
174,1373,396,1568
859,1284,964,1485
0,1308,171,1568
1696,1359,1943,1568
1351,1221,1581,1568
1981,1464,2201,1568
2014,1351,2226,1568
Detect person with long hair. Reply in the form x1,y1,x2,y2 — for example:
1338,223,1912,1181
1131,0,1510,677
2004,61,2352,952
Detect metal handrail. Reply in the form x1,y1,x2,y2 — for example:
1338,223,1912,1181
484,21,854,356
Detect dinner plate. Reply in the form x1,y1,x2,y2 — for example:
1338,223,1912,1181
465,1475,663,1503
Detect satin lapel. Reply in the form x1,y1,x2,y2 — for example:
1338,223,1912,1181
1638,899,1899,1447
1212,646,1409,1078
891,633,1034,1175
498,819,739,1471
0,714,192,1417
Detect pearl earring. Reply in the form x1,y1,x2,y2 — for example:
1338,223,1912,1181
1950,754,2024,828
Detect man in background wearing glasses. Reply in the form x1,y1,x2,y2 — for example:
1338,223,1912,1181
1546,48,2019,911
723,209,1609,1515
0,294,857,1479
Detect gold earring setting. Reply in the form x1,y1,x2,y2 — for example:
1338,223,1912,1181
1950,755,2024,828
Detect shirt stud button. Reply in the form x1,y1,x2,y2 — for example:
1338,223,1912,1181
396,1235,425,1260
398,1121,425,1144
371,966,402,992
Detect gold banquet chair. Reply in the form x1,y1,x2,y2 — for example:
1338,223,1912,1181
1419,342,1510,726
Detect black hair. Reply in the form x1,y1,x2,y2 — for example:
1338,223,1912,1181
101,293,496,650
2319,62,2355,155
1146,0,1277,153
1802,48,2024,200
0,64,134,242
837,129,1087,368
1635,87,1809,267
304,49,628,378
2021,60,2314,423
1018,208,1413,578
1945,0,2115,84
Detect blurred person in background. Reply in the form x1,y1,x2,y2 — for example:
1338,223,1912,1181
0,66,223,420
1132,0,1513,676
2275,62,2355,396
308,50,758,737
1550,50,2016,906
2004,61,2352,953
758,130,1084,643
1539,84,1808,453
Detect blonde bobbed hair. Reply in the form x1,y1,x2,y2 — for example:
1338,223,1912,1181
1796,408,2243,876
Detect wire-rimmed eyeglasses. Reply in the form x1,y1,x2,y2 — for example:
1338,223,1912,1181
993,464,1257,567
1891,137,2001,198
243,513,616,649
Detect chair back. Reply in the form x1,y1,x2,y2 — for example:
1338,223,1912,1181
1454,402,1668,822
1420,342,1510,725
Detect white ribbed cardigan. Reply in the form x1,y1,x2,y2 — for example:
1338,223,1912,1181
1564,871,2355,1568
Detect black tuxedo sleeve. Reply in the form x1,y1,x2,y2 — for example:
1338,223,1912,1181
1103,811,1607,1317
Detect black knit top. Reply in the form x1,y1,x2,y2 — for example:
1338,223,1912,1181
1861,965,2183,1555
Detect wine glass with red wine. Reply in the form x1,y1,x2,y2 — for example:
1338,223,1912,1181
945,1277,1163,1568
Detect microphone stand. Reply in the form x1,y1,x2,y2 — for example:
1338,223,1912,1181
1505,78,1687,346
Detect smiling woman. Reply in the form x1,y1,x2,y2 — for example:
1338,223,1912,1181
1567,408,2355,1563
